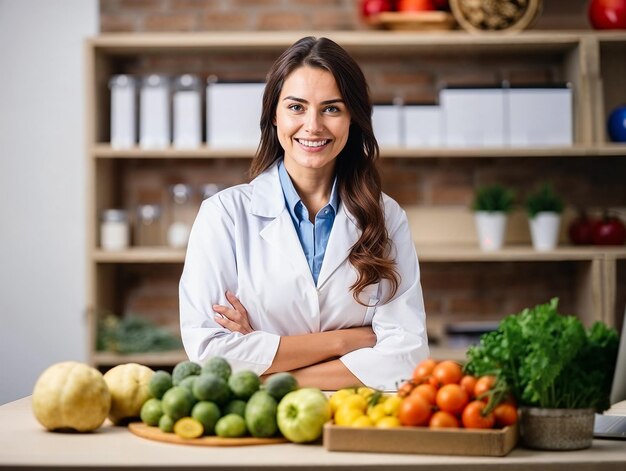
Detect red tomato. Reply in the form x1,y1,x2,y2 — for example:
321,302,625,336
361,0,394,18
436,384,469,415
398,394,433,426
493,403,518,427
588,0,626,29
460,375,478,399
474,375,496,401
432,360,463,386
429,410,459,428
397,0,435,12
462,400,496,429
412,358,437,384
411,383,438,405
568,213,596,245
591,215,626,245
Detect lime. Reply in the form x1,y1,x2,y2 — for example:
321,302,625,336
140,398,163,426
172,360,201,386
174,417,204,439
245,390,278,438
215,413,247,438
264,372,298,401
161,386,194,421
228,370,260,400
201,357,232,381
148,370,173,399
159,414,175,433
191,401,221,436
223,399,247,418
193,373,230,405
178,375,199,395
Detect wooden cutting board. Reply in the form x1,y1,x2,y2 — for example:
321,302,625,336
128,422,289,447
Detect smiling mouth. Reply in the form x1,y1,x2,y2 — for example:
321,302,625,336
295,138,330,148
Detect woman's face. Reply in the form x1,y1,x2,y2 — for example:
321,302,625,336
274,65,351,176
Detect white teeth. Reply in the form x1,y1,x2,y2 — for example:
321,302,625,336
298,139,328,147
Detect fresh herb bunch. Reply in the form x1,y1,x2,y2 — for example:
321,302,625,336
472,184,515,213
465,298,618,411
525,183,564,218
97,312,182,354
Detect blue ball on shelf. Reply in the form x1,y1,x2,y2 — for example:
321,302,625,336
607,105,626,142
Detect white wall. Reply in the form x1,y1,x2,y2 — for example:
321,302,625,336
0,0,98,404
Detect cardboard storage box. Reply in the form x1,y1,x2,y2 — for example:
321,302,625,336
323,423,518,456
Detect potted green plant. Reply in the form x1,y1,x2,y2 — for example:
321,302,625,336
525,183,564,251
465,298,619,450
472,184,515,251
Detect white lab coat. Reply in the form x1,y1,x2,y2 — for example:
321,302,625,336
179,162,428,390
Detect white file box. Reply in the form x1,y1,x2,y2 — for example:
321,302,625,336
404,105,443,148
441,88,506,147
372,104,402,148
206,81,265,149
508,87,573,147
173,74,202,149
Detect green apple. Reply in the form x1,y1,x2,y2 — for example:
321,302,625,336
276,388,331,443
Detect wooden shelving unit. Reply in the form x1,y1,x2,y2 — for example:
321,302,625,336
86,31,626,369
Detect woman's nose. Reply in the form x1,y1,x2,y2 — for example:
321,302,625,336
304,111,323,134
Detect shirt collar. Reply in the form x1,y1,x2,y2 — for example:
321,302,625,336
278,158,339,221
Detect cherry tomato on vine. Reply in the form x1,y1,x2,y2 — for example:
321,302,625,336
493,402,518,427
474,375,496,401
398,394,432,426
429,410,459,428
412,358,437,384
460,375,478,398
410,383,437,405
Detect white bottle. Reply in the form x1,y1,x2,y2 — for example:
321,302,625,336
100,209,129,251
109,75,136,149
173,74,202,149
140,74,170,149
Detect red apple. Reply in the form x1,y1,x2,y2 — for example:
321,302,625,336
588,0,626,30
591,213,626,245
568,212,597,245
361,0,394,18
398,0,435,12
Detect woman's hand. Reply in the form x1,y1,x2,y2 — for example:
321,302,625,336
213,291,254,334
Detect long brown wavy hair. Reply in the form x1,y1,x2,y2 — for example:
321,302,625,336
250,36,399,304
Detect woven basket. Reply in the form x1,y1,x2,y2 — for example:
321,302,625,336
519,407,595,451
450,0,543,34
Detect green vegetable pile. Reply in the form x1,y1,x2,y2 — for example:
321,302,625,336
465,298,618,411
97,312,182,354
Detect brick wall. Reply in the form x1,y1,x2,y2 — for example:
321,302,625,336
98,0,621,343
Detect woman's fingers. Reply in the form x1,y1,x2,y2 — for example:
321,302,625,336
226,290,248,315
213,311,251,334
212,292,253,334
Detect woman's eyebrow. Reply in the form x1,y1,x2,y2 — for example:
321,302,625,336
282,96,344,105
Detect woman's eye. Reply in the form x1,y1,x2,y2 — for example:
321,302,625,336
324,105,340,113
288,103,304,112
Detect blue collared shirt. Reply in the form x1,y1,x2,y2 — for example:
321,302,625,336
278,160,338,285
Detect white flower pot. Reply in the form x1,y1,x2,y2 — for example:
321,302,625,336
529,212,561,251
474,211,507,251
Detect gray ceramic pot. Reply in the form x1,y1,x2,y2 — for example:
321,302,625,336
520,407,595,450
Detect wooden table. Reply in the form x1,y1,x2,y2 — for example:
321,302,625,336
1,397,625,470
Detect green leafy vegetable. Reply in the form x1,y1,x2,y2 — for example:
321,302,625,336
97,311,182,354
465,298,618,411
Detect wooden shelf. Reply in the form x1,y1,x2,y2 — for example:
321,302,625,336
92,245,626,264
93,144,626,160
93,350,187,367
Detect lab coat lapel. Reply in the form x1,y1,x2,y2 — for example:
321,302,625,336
251,163,314,284
317,202,360,288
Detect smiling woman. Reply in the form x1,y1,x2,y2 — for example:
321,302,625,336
179,37,429,391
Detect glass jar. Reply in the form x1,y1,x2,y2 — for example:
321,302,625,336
100,209,129,251
166,183,195,248
135,204,163,246
173,74,202,149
